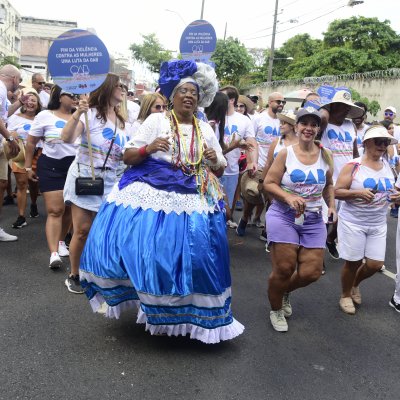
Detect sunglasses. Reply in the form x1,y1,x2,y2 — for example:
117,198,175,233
385,112,394,117
236,104,246,109
36,81,46,85
274,100,286,105
115,83,125,89
61,92,78,100
154,104,167,111
373,138,391,146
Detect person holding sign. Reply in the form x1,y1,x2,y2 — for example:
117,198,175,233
78,60,244,343
61,73,130,294
25,85,78,268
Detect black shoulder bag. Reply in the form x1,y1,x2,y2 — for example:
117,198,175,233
75,118,117,196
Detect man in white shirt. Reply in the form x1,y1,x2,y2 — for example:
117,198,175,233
320,90,364,259
219,85,258,229
0,65,22,241
32,73,50,108
382,106,400,142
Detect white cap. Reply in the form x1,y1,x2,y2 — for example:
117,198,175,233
385,106,397,114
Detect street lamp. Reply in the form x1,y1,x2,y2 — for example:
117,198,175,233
165,9,186,26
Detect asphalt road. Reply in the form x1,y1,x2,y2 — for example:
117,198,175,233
1,197,399,400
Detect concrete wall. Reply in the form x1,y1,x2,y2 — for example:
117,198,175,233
244,73,400,119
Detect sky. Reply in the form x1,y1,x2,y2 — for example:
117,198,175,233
9,0,400,69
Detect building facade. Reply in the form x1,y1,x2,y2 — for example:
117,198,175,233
0,0,21,62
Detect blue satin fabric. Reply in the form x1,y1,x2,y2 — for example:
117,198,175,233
119,158,197,194
80,201,232,328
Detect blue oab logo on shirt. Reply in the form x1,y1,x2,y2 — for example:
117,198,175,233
327,129,353,143
363,177,393,191
55,120,66,128
224,125,238,136
290,169,326,184
102,127,128,147
23,124,31,131
264,125,279,137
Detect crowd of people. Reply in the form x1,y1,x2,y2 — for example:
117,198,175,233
1,60,399,343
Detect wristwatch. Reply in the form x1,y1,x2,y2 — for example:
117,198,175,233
5,136,14,142
258,178,264,183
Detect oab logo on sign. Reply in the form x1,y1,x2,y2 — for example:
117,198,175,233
48,29,110,94
179,20,216,65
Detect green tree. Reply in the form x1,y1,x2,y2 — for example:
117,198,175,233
349,88,381,117
323,17,400,54
211,37,254,87
0,56,20,68
285,47,393,79
130,33,172,74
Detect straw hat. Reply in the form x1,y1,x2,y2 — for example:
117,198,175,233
2,138,26,169
240,170,264,205
362,125,398,145
321,90,364,119
238,95,255,113
277,110,296,126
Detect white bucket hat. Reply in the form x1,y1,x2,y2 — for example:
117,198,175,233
321,90,364,119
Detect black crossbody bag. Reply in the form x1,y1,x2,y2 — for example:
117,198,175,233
75,120,117,196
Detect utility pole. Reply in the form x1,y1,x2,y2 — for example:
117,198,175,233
200,0,205,19
267,0,279,84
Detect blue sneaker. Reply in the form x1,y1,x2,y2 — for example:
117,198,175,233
390,207,398,218
236,218,247,236
235,200,243,211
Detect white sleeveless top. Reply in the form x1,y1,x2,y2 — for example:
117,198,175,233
280,145,330,209
322,119,356,183
273,138,286,159
339,157,395,226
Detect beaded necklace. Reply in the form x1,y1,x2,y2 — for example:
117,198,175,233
169,110,224,207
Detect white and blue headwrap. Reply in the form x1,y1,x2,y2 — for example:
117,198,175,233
159,60,218,108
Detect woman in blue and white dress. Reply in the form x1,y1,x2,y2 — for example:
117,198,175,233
79,60,244,343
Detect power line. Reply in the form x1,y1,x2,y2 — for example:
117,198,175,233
241,0,346,39
244,3,347,41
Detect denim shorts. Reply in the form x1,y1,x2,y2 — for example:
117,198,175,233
266,201,326,248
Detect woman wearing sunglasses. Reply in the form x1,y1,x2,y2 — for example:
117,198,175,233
25,85,79,270
335,126,400,315
61,73,130,294
128,93,168,135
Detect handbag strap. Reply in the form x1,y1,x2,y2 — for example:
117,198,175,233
101,121,117,171
84,113,117,179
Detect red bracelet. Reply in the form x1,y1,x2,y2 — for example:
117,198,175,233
138,145,148,157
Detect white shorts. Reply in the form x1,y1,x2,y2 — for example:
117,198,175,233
338,218,387,262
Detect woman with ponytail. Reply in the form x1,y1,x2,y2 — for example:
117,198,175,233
263,107,336,332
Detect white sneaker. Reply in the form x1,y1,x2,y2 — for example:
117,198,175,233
226,220,238,229
282,293,292,317
49,252,62,269
58,241,69,257
270,309,288,332
380,265,386,272
0,227,18,242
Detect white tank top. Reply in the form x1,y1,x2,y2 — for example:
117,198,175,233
339,157,395,226
280,145,330,209
322,119,356,183
273,138,286,159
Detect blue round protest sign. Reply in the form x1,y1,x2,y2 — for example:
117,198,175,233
179,20,216,64
48,29,110,94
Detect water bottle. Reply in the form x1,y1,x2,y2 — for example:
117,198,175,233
294,213,304,225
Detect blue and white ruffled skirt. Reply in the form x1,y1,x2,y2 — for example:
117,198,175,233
80,159,244,344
